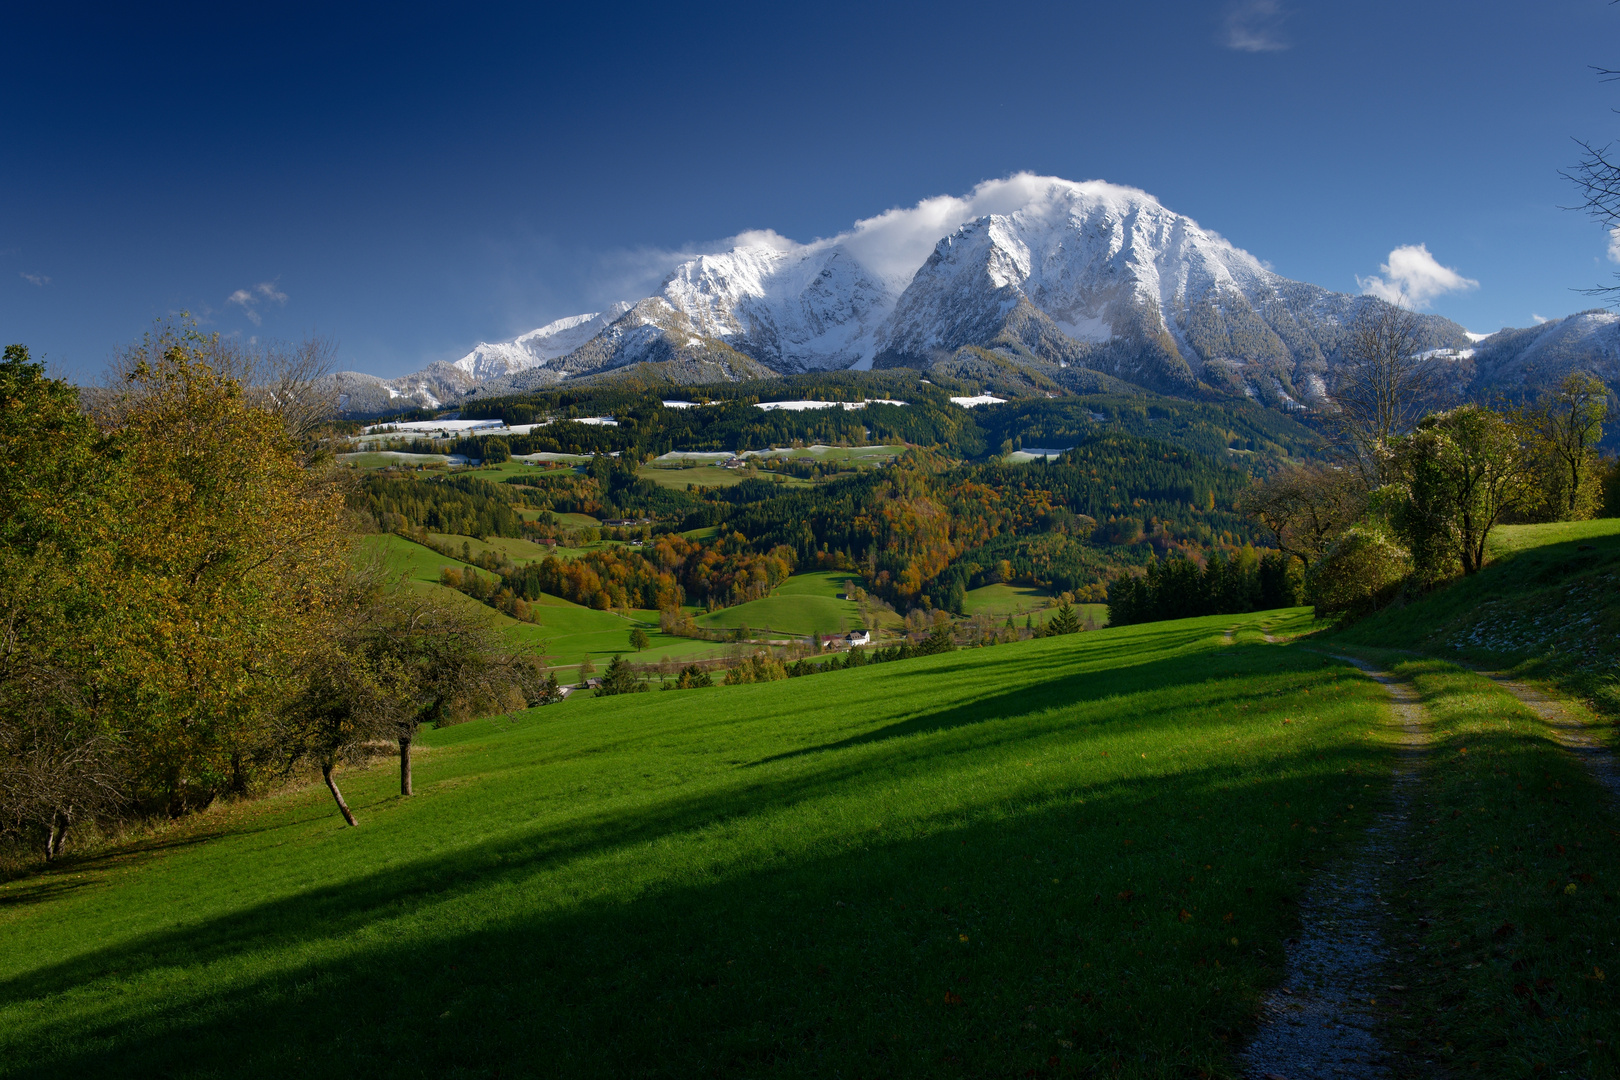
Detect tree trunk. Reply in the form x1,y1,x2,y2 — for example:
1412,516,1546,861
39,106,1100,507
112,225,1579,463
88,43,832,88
322,764,358,827
399,736,413,796
45,810,69,860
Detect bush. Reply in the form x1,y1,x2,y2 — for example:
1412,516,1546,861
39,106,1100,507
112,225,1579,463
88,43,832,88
662,665,713,690
723,652,787,684
1305,527,1410,620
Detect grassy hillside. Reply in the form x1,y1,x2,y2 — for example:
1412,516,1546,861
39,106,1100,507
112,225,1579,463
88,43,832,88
692,571,891,638
963,583,1107,627
1334,518,1620,712
367,533,725,677
0,608,1414,1079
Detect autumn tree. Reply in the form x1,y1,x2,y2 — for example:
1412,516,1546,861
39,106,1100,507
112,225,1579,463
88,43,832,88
97,327,350,814
1240,464,1366,565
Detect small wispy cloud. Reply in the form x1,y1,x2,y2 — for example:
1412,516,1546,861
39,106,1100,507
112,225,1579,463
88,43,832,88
1606,225,1620,263
1532,313,1549,325
226,280,287,325
19,271,50,286
1357,244,1478,310
1224,0,1290,53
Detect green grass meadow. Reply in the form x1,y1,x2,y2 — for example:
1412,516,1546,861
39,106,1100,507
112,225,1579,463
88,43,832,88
1335,516,1620,718
696,571,871,638
0,608,1410,1079
1320,652,1620,1075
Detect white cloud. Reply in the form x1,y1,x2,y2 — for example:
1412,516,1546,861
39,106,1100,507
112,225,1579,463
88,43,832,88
1607,225,1620,263
1356,244,1478,310
226,280,287,325
1532,313,1549,324
580,174,1106,303
19,271,49,286
1224,0,1290,53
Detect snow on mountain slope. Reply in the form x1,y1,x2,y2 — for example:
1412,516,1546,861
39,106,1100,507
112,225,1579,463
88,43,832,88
660,244,897,371
350,173,1585,414
1469,310,1620,389
452,303,633,380
874,178,1468,401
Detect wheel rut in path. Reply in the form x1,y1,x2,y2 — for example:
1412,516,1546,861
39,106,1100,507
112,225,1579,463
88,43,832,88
1479,673,1620,802
1242,656,1427,1080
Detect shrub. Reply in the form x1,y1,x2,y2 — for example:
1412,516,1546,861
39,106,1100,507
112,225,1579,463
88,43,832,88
723,652,787,685
1305,526,1410,619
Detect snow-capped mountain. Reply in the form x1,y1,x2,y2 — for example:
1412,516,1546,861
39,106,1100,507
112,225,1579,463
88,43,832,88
1469,309,1620,391
871,180,1468,404
451,303,633,380
342,174,1601,414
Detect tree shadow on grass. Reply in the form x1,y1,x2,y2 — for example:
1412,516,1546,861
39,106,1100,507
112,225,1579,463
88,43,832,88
748,641,1338,768
0,738,1383,1080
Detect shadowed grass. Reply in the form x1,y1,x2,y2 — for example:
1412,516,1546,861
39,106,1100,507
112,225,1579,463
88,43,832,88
0,613,1400,1079
1334,519,1620,719
1333,655,1620,1077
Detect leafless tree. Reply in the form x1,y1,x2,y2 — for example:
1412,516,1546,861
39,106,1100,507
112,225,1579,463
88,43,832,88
90,317,340,443
1325,302,1438,487
1565,52,1620,298
0,649,125,860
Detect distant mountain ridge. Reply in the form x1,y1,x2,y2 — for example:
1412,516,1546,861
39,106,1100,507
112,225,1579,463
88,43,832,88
329,176,1609,415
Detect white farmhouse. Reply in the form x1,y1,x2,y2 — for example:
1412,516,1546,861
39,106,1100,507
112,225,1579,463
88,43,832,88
846,629,871,647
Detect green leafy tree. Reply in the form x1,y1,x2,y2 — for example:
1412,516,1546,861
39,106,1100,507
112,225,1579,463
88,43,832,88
1305,527,1411,618
0,345,125,858
629,627,651,651
663,664,714,690
1522,372,1608,520
1392,404,1529,579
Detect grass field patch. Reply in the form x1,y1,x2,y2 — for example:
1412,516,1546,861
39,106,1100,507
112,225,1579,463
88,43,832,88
0,613,1402,1078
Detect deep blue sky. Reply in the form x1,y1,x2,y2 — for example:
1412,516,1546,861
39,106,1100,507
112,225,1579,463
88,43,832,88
4,1,1619,380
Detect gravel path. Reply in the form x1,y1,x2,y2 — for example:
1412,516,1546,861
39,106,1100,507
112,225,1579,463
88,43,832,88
1242,656,1428,1080
1478,673,1620,802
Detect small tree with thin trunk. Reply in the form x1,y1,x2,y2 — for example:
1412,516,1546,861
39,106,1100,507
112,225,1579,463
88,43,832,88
1326,302,1438,488
374,591,529,797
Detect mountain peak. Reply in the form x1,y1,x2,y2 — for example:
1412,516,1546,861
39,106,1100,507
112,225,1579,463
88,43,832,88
344,175,1570,414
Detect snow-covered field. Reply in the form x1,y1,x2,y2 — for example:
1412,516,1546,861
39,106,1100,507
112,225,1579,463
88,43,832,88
752,399,906,411
361,419,505,435
949,395,1006,408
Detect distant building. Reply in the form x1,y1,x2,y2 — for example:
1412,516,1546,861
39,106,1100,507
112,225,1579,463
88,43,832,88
846,629,871,647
